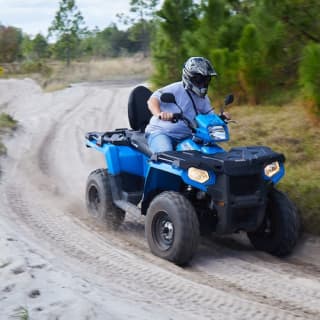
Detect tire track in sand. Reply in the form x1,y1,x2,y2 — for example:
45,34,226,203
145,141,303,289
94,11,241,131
3,181,309,320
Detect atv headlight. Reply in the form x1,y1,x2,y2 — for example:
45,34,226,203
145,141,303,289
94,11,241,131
208,126,226,141
188,167,209,183
264,161,280,178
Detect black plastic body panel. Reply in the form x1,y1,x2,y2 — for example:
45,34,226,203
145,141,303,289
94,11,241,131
86,130,152,156
151,146,285,175
109,172,144,205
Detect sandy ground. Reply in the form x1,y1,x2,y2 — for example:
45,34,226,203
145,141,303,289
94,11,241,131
0,78,320,320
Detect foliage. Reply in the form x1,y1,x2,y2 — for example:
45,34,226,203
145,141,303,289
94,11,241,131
149,0,320,116
0,113,18,156
20,60,52,76
185,0,228,58
238,23,267,104
81,24,138,57
21,33,49,60
262,0,320,44
151,0,198,86
48,0,87,65
299,43,320,116
209,48,239,99
11,306,29,320
32,34,49,59
0,25,23,62
129,0,160,37
117,0,160,57
0,113,17,130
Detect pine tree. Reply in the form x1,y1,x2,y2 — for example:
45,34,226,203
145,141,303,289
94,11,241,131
299,43,320,116
32,34,49,59
129,0,159,57
238,23,267,104
48,0,87,65
151,0,198,87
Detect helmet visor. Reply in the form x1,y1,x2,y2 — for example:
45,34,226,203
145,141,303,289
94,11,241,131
190,74,211,88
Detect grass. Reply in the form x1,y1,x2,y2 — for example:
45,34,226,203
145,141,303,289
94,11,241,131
0,113,18,155
44,56,152,90
224,102,320,234
1,55,153,92
11,307,29,320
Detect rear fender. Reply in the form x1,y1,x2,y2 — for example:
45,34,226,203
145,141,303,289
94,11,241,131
86,139,147,176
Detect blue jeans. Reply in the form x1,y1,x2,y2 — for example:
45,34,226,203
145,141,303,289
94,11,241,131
146,132,180,153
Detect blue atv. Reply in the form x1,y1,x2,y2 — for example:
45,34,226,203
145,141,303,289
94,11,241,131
85,86,299,265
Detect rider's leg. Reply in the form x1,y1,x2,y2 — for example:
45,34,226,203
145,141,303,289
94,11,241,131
147,132,174,153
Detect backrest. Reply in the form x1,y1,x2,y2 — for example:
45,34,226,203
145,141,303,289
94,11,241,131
128,85,152,132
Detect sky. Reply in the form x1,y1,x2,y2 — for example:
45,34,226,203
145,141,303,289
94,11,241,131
0,0,134,37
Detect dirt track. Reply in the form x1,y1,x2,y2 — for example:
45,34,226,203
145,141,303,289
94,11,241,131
0,79,320,319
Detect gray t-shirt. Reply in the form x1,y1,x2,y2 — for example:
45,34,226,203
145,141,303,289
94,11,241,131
145,81,213,139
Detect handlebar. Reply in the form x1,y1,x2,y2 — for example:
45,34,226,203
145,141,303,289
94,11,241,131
158,113,196,132
158,113,182,122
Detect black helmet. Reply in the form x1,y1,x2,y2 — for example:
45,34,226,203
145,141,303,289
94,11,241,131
182,57,217,98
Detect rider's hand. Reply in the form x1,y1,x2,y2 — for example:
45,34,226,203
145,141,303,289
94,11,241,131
220,111,231,121
159,111,173,121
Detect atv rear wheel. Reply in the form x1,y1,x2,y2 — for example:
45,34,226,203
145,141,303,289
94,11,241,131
247,188,299,257
86,169,125,228
145,191,200,265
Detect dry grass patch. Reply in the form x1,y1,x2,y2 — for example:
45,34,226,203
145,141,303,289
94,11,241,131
42,56,152,91
1,56,152,91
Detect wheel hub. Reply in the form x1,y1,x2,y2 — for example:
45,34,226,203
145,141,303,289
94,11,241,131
161,220,174,242
153,213,175,250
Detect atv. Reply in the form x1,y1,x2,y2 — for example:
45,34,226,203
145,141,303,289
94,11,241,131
85,86,300,265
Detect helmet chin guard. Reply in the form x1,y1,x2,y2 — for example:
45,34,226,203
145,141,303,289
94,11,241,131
185,83,208,98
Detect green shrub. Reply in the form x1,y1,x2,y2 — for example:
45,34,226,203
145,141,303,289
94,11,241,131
20,60,52,76
0,113,17,130
210,48,239,99
238,24,267,104
0,112,17,155
299,43,320,117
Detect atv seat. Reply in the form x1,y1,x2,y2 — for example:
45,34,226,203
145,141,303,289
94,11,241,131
129,131,153,157
127,85,153,157
128,85,152,132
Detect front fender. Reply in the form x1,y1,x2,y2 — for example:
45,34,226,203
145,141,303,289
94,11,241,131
141,161,216,215
141,165,182,215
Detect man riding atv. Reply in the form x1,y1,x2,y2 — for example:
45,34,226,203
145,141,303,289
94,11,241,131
145,57,230,153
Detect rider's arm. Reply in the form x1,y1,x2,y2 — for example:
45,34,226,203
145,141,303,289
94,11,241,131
147,96,173,121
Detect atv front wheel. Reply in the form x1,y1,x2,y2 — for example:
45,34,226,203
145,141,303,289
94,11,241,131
145,191,200,265
86,169,125,228
247,188,300,256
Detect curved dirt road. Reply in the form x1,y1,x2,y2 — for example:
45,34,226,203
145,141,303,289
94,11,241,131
0,79,320,320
